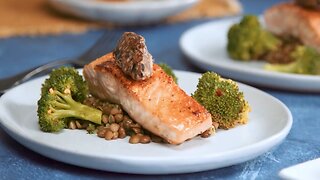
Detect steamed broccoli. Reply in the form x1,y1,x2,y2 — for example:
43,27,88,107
192,72,250,129
227,15,281,61
37,67,102,132
158,63,178,83
265,46,320,75
41,67,89,102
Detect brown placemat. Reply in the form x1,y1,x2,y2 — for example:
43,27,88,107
0,0,242,38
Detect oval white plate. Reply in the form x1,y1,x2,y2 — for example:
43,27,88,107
180,17,320,92
48,0,198,24
279,158,320,180
0,70,292,174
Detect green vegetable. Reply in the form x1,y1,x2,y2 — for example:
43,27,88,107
37,67,102,132
192,72,250,129
41,67,89,102
158,63,178,83
265,46,320,75
86,124,97,134
227,15,281,61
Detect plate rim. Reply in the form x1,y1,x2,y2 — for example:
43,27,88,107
48,0,199,23
51,0,199,8
0,70,293,174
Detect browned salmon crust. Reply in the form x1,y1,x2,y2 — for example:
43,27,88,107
264,2,320,53
83,53,212,144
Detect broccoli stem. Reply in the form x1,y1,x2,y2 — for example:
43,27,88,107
54,91,102,125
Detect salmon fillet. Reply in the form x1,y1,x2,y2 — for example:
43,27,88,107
83,53,212,144
264,2,320,52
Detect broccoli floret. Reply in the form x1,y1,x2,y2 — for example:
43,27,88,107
239,14,260,27
227,15,281,61
158,63,178,83
41,67,88,102
265,46,320,75
37,67,102,132
192,72,250,129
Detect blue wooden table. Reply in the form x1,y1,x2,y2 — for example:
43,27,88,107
0,0,319,179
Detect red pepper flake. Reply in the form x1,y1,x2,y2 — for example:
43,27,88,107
215,88,223,97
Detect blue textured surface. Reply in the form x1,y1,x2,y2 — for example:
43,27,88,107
1,0,319,179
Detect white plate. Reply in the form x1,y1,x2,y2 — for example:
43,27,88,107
0,70,292,174
48,0,198,24
279,158,320,180
180,17,320,92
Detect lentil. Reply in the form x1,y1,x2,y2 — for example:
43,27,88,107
110,107,122,115
129,134,141,144
200,127,215,138
118,127,126,138
105,129,114,140
113,132,119,139
130,123,141,128
102,115,109,124
102,106,112,114
84,95,215,144
75,120,82,129
69,121,76,129
82,122,89,129
123,119,133,130
97,128,107,138
114,114,123,123
151,135,163,143
132,127,142,134
140,135,151,144
108,115,115,123
110,123,120,132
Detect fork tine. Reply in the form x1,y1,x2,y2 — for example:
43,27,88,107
78,31,122,63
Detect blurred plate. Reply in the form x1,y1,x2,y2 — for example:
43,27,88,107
279,158,320,180
0,70,292,174
180,17,320,92
48,0,198,24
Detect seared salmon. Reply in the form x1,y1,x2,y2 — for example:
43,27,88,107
83,53,212,144
264,2,320,53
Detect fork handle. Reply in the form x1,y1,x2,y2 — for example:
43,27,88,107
0,59,74,93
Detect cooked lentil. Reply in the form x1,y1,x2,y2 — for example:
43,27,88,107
110,123,120,132
262,36,302,64
75,120,82,129
69,121,76,130
102,115,109,124
200,127,215,138
105,129,114,140
97,127,107,138
113,131,119,139
140,135,151,144
118,127,126,138
109,115,116,123
114,114,123,123
78,95,215,144
129,134,141,144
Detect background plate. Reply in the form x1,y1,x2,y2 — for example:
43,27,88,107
49,0,198,24
0,70,292,174
279,158,320,179
180,17,320,92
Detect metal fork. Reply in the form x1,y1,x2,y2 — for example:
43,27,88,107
0,31,120,94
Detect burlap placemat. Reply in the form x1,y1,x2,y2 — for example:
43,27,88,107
0,0,242,38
